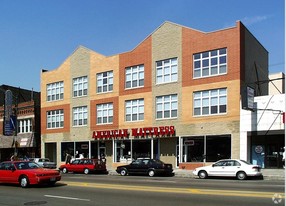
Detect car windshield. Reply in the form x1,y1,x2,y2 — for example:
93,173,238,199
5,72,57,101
15,162,40,170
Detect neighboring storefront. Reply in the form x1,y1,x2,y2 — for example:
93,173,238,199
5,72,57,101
0,85,41,161
240,94,285,168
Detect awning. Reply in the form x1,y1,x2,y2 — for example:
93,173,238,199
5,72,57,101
0,133,36,148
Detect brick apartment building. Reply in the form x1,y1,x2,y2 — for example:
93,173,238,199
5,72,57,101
0,85,41,161
40,21,268,170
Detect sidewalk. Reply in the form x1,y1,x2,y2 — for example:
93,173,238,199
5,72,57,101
173,168,285,180
108,169,285,180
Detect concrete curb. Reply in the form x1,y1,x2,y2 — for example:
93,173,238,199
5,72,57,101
108,169,285,181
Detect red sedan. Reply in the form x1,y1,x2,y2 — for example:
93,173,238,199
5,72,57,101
0,161,61,188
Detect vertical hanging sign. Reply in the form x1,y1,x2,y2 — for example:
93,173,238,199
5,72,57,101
4,90,13,136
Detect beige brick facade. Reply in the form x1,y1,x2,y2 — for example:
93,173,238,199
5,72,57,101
41,21,268,170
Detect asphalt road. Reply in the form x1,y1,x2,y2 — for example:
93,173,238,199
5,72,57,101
0,173,284,206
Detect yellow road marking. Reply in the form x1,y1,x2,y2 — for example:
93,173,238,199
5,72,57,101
62,181,284,199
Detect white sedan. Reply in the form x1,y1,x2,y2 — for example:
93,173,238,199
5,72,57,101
192,159,262,180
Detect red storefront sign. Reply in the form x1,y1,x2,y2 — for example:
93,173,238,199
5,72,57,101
92,126,175,139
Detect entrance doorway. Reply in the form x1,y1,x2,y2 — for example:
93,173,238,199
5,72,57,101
251,133,284,168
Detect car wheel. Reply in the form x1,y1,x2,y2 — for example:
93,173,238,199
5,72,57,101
84,168,89,175
236,171,247,180
49,181,56,186
19,176,30,188
62,167,68,174
120,169,128,176
148,170,155,177
198,170,208,179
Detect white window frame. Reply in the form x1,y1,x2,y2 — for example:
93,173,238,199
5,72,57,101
125,65,144,89
97,103,113,124
193,48,227,78
156,58,178,84
97,71,113,93
193,88,227,116
73,76,88,97
47,81,64,102
156,94,178,119
73,106,88,126
17,119,32,133
47,109,64,129
125,99,144,122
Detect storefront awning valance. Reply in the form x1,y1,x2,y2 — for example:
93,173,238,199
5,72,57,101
0,133,36,148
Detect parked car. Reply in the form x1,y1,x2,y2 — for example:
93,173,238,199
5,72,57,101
0,161,61,188
116,158,173,177
192,159,263,180
30,158,57,169
59,158,107,174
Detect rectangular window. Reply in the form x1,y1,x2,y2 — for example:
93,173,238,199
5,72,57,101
125,99,144,122
73,76,88,97
156,58,178,84
194,88,227,116
17,119,32,133
73,106,88,126
182,135,231,163
97,103,113,124
97,71,113,93
156,94,178,119
125,65,144,89
193,48,227,78
47,109,64,129
47,81,64,101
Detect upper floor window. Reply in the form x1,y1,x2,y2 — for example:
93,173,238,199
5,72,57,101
156,94,178,119
156,58,178,84
97,103,113,124
73,76,88,97
47,109,64,129
17,119,32,133
193,88,227,116
193,48,227,78
47,81,64,102
125,65,144,89
73,106,88,126
97,71,113,93
125,99,144,122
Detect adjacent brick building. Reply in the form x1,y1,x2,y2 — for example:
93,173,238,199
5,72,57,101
41,21,269,170
0,85,41,161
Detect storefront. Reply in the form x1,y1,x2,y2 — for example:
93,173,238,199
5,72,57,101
177,135,231,169
250,131,284,168
92,126,177,169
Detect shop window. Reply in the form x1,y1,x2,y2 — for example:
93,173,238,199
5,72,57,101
182,135,231,162
61,142,75,162
182,137,204,162
132,140,151,159
114,140,131,163
206,135,231,162
75,142,89,159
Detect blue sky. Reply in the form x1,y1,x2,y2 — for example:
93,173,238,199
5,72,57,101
0,0,284,91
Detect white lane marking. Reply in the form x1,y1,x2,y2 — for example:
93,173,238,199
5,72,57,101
45,195,90,202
